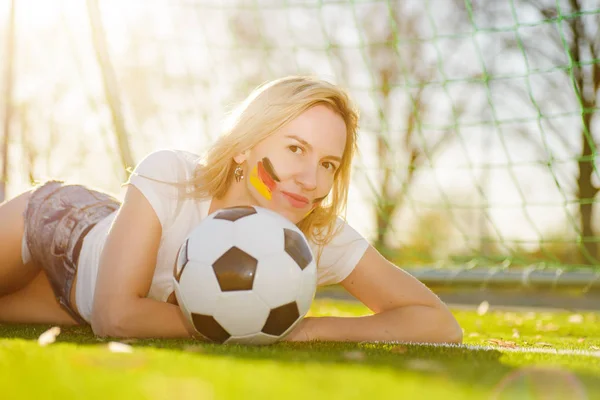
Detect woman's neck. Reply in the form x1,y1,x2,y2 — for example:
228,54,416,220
208,183,253,214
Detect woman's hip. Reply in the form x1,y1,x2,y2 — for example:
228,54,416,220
23,180,120,324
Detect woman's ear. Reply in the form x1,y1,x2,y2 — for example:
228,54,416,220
233,150,250,164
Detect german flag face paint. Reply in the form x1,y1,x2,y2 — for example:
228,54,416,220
250,157,281,201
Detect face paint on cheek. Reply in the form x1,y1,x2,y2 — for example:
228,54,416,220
260,157,280,188
249,157,281,201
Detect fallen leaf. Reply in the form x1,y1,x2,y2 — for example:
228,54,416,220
38,326,61,346
577,338,585,343
488,339,518,348
534,342,554,348
568,314,584,324
108,341,133,353
477,301,490,316
468,332,480,337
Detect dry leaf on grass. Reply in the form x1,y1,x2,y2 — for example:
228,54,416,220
38,326,61,346
568,314,584,324
487,339,518,348
108,341,134,353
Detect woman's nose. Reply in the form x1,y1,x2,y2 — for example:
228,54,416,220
295,162,318,191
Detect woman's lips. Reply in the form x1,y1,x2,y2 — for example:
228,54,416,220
281,191,309,208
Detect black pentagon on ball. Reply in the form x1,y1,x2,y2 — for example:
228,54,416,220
262,302,300,336
213,246,258,291
191,313,231,343
173,239,189,283
284,228,313,270
213,206,257,222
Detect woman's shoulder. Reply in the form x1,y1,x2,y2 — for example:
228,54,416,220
308,217,368,256
124,149,203,229
131,148,201,182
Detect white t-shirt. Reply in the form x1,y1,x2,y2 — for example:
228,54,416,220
74,149,369,323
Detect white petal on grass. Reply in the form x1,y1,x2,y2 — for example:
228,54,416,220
38,326,61,346
568,314,584,324
108,341,134,353
477,301,490,316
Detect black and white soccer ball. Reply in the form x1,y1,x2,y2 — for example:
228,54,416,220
173,205,317,345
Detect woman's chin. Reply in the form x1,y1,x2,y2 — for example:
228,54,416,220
263,203,301,224
249,194,303,223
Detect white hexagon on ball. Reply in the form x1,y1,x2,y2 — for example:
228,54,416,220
233,213,285,259
185,217,235,266
253,252,302,308
213,292,270,337
174,260,222,316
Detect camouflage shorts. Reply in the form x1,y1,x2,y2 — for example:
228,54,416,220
22,180,120,324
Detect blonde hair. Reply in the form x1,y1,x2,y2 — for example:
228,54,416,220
189,76,359,246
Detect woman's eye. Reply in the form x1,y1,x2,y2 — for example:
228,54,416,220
323,162,337,172
289,145,302,154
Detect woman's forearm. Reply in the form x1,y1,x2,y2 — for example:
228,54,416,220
305,305,463,344
99,298,199,339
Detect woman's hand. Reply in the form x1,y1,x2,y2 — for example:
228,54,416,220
281,317,314,342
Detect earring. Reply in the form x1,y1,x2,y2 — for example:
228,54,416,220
234,164,244,182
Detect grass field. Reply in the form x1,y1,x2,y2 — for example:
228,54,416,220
1,298,599,400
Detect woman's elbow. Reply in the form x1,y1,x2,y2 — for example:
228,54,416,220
91,306,128,338
444,324,464,344
438,310,463,344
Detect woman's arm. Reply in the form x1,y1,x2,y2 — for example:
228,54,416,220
91,185,196,339
285,246,463,344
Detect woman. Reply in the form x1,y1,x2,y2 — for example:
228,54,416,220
0,76,462,344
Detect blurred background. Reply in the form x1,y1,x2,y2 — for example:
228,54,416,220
1,0,599,303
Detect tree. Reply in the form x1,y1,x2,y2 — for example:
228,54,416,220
479,0,599,262
336,2,474,253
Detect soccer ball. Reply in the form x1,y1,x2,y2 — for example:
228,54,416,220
173,205,317,345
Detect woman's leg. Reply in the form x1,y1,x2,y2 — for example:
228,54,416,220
0,189,77,324
0,269,79,325
0,190,39,296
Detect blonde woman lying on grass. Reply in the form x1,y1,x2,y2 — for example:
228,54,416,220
0,76,462,344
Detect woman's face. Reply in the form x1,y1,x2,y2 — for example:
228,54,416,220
241,104,347,224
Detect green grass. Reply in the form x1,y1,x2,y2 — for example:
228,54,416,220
1,299,600,400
